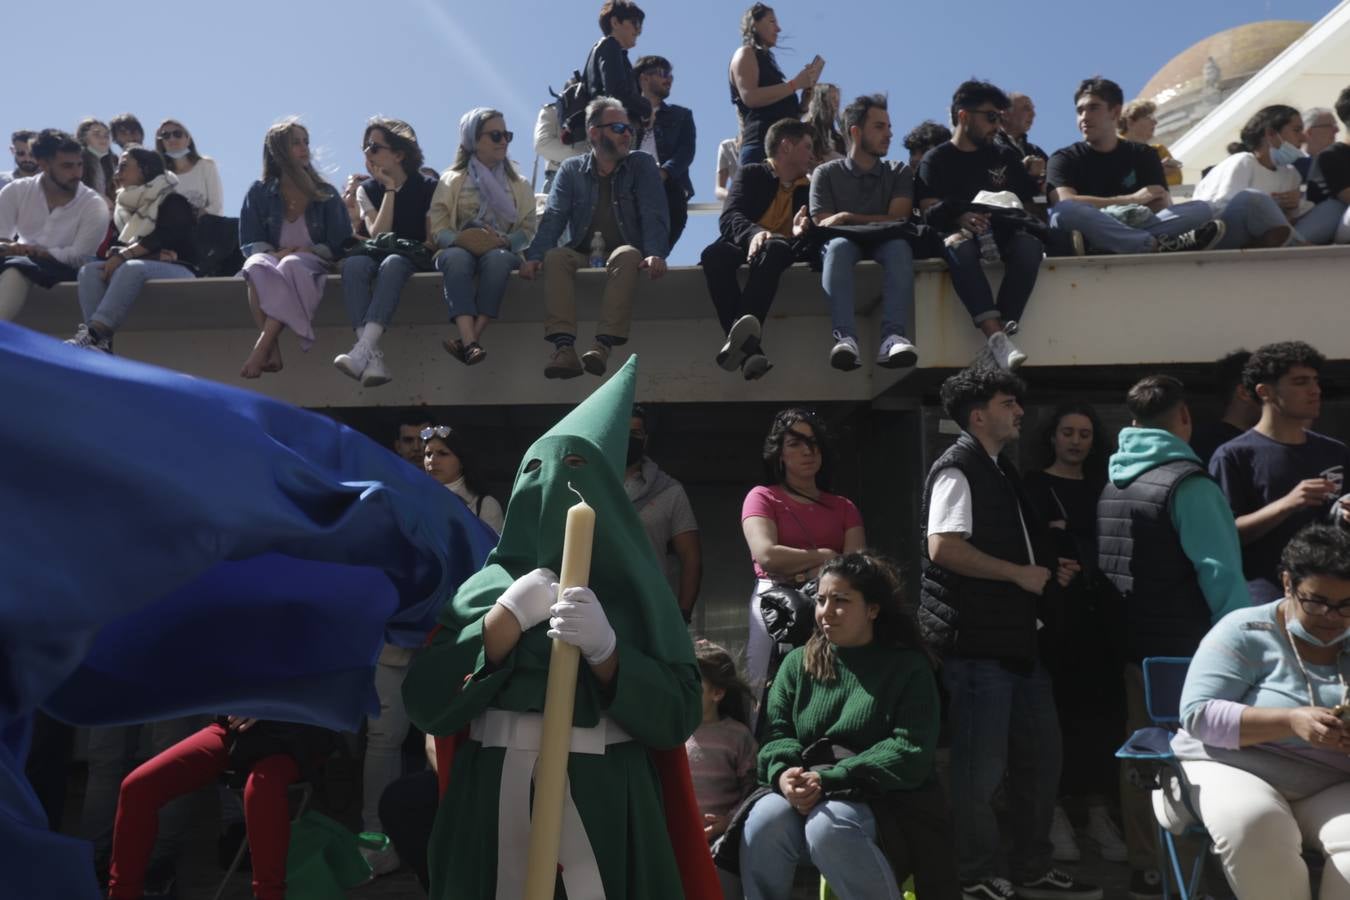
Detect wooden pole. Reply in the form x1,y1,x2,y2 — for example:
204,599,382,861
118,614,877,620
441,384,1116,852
523,492,595,900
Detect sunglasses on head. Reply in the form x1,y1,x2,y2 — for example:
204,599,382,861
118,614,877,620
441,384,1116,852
159,129,185,140
484,130,514,144
420,426,453,440
363,142,392,154
601,122,634,135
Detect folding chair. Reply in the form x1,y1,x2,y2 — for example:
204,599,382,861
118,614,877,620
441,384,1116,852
1115,656,1210,900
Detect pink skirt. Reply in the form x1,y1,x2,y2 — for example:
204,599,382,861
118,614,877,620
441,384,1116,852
242,252,328,349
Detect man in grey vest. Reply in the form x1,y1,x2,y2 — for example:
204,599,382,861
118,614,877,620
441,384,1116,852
1096,374,1248,898
918,366,1098,900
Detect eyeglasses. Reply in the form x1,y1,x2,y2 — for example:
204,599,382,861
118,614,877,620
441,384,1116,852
363,142,392,154
420,426,453,440
965,110,1002,124
158,129,185,140
601,122,634,136
1293,589,1350,618
484,130,514,144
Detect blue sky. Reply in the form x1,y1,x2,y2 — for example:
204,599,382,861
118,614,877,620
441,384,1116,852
9,0,1339,263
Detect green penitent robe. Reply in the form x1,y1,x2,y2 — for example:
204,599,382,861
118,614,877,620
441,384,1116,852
404,357,701,900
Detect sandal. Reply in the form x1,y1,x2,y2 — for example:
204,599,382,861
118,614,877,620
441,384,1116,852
441,338,466,363
463,342,487,366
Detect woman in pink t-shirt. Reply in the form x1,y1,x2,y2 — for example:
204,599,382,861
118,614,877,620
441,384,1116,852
741,408,865,700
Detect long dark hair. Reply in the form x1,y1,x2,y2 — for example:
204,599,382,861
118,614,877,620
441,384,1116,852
694,640,752,727
804,552,934,682
364,118,424,179
125,147,167,184
761,407,832,490
1036,402,1109,480
424,425,492,500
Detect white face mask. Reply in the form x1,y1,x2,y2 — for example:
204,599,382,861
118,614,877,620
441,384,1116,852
164,147,192,160
1288,614,1350,648
1270,138,1305,167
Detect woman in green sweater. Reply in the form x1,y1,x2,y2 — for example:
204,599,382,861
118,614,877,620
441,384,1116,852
739,552,956,900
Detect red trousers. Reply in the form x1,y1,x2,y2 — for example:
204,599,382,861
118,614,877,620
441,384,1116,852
107,723,299,900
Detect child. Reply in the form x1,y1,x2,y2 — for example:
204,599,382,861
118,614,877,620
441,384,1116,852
687,640,759,841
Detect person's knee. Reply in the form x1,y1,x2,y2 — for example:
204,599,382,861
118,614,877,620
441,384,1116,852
77,263,103,287
116,260,152,285
1049,200,1090,227
481,248,518,275
877,238,914,265
824,237,859,262
379,254,416,276
803,804,875,864
245,755,298,798
1211,801,1301,859
341,254,375,278
542,247,573,272
610,245,642,269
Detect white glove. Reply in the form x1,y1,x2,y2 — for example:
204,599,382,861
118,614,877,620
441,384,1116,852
494,568,559,630
548,586,617,665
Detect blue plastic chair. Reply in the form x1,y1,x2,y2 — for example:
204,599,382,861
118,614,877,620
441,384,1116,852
1115,657,1210,900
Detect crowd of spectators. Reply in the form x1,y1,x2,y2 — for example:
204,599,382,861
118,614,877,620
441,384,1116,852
2,0,1346,390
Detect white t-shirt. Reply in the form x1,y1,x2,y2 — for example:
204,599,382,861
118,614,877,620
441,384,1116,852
171,156,224,215
927,464,1035,564
717,138,740,199
1193,151,1312,219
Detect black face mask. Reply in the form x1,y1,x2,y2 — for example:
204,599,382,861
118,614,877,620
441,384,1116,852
626,435,645,466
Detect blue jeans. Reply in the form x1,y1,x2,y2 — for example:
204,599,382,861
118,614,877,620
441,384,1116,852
436,246,519,320
1049,198,1214,253
340,253,419,329
943,231,1043,326
740,792,901,900
78,259,194,331
1216,189,1298,249
821,236,913,339
943,657,1062,883
1296,198,1349,245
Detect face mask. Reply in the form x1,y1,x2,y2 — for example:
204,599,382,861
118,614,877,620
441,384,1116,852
626,436,645,467
1288,615,1350,648
164,147,192,160
88,145,110,159
1271,140,1305,167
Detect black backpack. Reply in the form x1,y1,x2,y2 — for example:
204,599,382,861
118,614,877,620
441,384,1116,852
551,69,590,146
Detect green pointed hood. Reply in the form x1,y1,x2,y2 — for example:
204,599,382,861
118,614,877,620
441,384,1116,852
435,356,696,725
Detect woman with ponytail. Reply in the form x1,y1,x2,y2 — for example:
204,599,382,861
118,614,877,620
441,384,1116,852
735,552,957,900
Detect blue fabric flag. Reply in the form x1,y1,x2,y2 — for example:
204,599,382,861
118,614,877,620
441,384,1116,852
0,322,496,899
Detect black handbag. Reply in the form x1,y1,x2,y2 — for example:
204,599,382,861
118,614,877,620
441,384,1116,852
758,579,818,649
194,214,244,277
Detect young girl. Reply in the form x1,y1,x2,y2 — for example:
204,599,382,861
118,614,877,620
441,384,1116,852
687,641,758,842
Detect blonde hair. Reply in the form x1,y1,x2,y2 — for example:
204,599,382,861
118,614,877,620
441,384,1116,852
1119,100,1157,134
261,117,331,202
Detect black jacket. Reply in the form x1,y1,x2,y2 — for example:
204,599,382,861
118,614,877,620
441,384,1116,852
118,192,201,271
647,103,696,200
585,36,650,125
718,162,811,247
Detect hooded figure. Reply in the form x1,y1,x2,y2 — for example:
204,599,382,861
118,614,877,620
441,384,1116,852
404,357,710,899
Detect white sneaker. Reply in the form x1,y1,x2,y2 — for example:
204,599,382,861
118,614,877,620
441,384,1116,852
360,348,392,387
829,332,861,371
987,330,1027,371
1050,805,1082,862
1086,805,1127,862
334,340,373,381
876,333,919,371
361,844,400,878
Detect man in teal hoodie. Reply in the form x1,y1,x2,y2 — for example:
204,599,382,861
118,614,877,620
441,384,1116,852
1097,374,1249,897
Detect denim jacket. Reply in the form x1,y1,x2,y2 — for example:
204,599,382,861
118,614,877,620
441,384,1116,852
238,178,352,261
649,103,696,200
524,150,670,261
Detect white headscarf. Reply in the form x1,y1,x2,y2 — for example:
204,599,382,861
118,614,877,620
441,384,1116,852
458,107,517,231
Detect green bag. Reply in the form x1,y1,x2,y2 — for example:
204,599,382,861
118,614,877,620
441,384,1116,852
285,810,388,900
345,231,435,271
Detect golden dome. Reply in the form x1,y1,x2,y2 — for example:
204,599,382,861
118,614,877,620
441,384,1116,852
1140,20,1312,106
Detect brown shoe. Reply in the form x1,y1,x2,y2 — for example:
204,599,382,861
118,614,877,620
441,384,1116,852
580,342,610,376
544,344,584,379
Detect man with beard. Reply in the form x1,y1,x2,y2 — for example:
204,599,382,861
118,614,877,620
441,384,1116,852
917,81,1044,372
0,128,110,320
918,366,1099,900
809,93,919,374
623,404,700,621
521,97,669,380
634,54,696,249
0,130,39,189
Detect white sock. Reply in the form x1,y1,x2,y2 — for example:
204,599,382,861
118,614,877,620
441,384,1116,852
359,322,385,346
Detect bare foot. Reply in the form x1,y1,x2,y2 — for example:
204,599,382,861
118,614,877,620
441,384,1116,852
240,337,273,379
262,342,283,373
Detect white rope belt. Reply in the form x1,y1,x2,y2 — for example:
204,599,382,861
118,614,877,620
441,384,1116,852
470,709,633,900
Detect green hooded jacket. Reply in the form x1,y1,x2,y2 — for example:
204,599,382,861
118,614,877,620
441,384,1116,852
404,357,701,900
1108,427,1250,623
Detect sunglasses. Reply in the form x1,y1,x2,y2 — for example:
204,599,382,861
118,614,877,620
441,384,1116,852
484,130,514,144
420,426,453,440
363,142,392,154
601,122,634,136
158,129,185,140
965,110,1002,124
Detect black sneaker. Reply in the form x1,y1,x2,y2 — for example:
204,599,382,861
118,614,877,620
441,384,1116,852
1128,868,1163,899
962,877,1018,899
1156,220,1225,252
1017,868,1103,899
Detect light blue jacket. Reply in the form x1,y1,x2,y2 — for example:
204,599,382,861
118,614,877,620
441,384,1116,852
524,150,669,262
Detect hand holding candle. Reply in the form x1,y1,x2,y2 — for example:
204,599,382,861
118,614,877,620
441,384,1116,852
523,485,595,900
